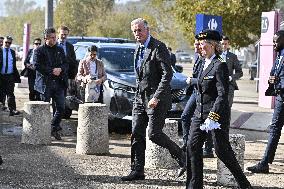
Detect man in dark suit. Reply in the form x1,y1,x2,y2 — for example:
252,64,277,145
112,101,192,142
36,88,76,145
57,26,77,95
23,38,41,101
34,28,68,140
247,30,284,174
186,30,252,189
167,46,176,66
121,18,185,181
221,35,243,110
0,36,21,116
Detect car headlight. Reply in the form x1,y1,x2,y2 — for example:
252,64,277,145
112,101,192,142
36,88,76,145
108,80,135,93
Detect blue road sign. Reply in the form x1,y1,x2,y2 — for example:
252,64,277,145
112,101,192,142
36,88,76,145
196,14,222,35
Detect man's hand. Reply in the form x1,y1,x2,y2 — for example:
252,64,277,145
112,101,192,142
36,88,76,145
269,76,278,84
94,79,102,85
148,97,159,109
52,68,62,76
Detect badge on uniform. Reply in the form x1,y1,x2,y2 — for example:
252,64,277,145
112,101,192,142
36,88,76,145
204,75,215,80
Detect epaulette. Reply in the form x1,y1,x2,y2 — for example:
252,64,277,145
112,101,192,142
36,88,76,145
218,57,226,63
208,111,220,122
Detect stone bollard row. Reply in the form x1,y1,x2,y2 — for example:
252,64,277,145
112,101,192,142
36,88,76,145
21,101,52,145
76,103,109,155
145,119,179,169
217,134,245,187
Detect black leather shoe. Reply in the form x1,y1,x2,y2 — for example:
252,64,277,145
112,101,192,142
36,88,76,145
247,162,269,173
9,110,20,116
51,130,62,140
177,166,186,177
121,170,145,181
203,151,214,158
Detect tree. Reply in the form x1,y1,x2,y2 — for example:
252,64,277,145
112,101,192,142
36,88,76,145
4,0,37,16
152,0,276,48
54,0,115,36
0,8,44,45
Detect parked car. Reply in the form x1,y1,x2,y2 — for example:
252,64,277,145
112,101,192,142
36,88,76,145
65,42,190,121
176,51,194,63
67,36,135,45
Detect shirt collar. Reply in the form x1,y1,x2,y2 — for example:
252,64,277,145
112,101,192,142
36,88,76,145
205,54,216,62
140,35,151,48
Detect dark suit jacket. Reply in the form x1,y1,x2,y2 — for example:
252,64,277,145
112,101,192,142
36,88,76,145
225,51,243,90
133,36,172,114
23,49,36,77
65,41,77,79
34,44,68,94
0,48,21,83
195,55,230,124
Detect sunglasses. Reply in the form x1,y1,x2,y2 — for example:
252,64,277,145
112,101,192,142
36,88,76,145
34,43,41,45
5,41,11,44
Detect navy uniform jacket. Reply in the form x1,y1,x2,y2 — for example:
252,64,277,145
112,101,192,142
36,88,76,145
133,36,172,114
225,51,243,90
0,48,21,83
194,55,230,124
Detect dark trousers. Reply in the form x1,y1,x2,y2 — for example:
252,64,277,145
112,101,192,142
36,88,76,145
181,91,214,152
262,98,284,164
0,74,16,111
186,116,251,189
28,72,40,101
131,102,183,171
42,80,65,131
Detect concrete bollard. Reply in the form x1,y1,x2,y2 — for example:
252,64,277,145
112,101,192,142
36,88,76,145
145,119,179,169
21,101,51,145
217,134,245,187
76,103,109,155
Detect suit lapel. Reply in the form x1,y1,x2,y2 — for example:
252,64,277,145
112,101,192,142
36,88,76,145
139,48,151,73
200,58,217,82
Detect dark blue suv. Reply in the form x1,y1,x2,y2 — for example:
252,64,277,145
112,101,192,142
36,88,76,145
67,42,189,121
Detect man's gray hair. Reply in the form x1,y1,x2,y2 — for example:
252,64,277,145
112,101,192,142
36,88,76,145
131,18,148,28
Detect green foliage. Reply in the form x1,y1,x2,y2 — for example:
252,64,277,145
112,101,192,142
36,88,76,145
0,8,44,45
174,0,276,48
54,0,115,36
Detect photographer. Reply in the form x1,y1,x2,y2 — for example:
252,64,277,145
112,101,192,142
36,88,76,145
247,30,284,173
34,27,68,140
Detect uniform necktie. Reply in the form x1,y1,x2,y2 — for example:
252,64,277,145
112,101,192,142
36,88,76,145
5,48,9,73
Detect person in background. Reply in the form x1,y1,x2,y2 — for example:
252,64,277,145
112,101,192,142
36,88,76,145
57,26,77,96
0,36,4,47
247,30,284,174
0,36,7,110
76,45,107,103
23,38,41,101
34,28,68,140
0,36,21,116
186,29,252,189
121,18,186,181
221,35,243,116
168,46,176,67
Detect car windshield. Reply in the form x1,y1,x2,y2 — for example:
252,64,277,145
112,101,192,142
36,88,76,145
98,47,135,72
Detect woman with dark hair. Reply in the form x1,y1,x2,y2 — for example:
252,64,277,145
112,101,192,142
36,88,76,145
186,30,252,189
76,45,107,103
